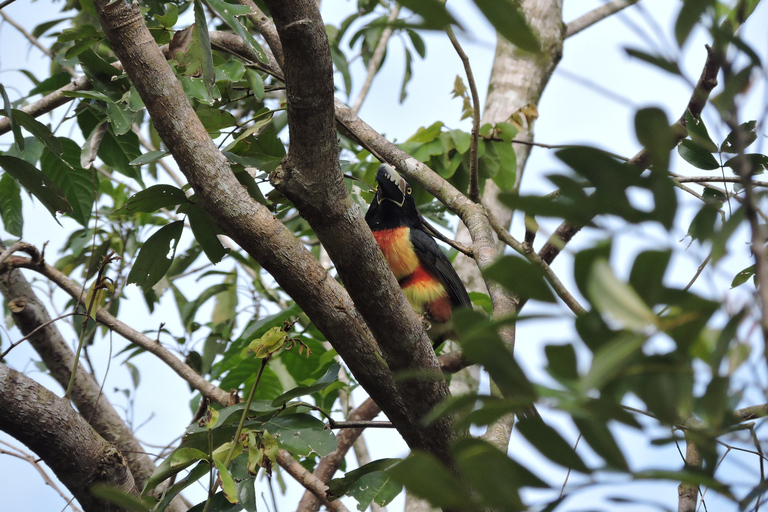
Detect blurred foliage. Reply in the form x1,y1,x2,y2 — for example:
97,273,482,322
1,0,768,511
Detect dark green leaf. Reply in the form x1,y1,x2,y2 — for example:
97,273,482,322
625,48,681,75
40,137,95,227
11,110,63,156
0,173,23,237
516,417,590,472
635,107,675,170
187,491,242,512
678,139,720,170
127,221,185,290
194,0,216,95
388,453,476,509
0,84,23,151
0,155,72,220
406,29,426,58
29,72,72,97
105,102,133,136
272,361,341,407
628,250,672,306
32,17,70,38
675,0,715,47
723,153,768,174
731,264,754,288
396,0,456,29
206,0,268,63
129,150,169,166
472,0,540,53
117,184,188,214
721,120,757,153
90,484,150,512
178,201,228,264
545,343,578,382
327,459,401,504
483,255,555,302
572,416,628,470
452,437,547,508
685,110,718,152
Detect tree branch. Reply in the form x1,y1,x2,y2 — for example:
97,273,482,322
565,0,640,39
0,363,138,512
276,449,350,512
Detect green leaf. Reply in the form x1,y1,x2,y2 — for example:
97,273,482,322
205,0,268,63
11,110,63,156
29,72,72,97
721,120,757,153
516,417,590,472
244,69,265,100
0,84,23,152
492,141,517,191
129,150,169,166
483,255,555,303
581,332,646,392
127,221,185,291
587,259,657,330
628,250,672,306
99,128,144,184
723,153,768,174
119,185,188,215
40,138,95,227
399,47,413,103
388,453,476,509
452,437,546,508
572,416,628,470
685,110,718,153
271,361,341,407
731,264,754,288
625,48,681,75
0,173,23,237
395,0,456,29
406,28,426,58
472,0,539,53
545,343,578,382
194,0,216,96
678,139,720,170
214,460,238,505
90,484,150,512
327,459,402,506
106,101,133,136
212,271,238,326
635,107,675,170
675,0,715,47
0,155,72,220
178,201,228,264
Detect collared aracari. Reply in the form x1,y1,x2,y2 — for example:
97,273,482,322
365,164,471,348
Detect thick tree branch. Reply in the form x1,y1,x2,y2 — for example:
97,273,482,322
0,243,184,511
92,0,458,465
0,364,138,512
565,0,640,39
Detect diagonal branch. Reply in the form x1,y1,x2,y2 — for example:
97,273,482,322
565,0,640,39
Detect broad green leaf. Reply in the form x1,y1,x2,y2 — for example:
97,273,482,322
106,101,133,136
678,139,720,170
90,484,150,512
212,271,238,326
472,0,540,53
628,250,672,306
587,259,657,330
545,343,578,382
187,491,242,512
731,264,754,288
449,129,471,154
721,120,757,153
271,361,341,407
625,48,681,75
406,28,426,58
263,414,337,457
572,416,628,470
327,459,402,508
129,150,169,166
516,417,590,472
244,69,265,100
685,110,718,152
29,72,72,97
492,141,517,191
206,0,267,63
127,221,185,290
214,460,238,504
196,106,236,134
452,438,547,508
0,84,23,151
118,185,188,214
635,107,675,170
40,138,95,227
675,0,715,47
0,173,23,237
99,128,144,184
178,201,228,264
194,0,216,95
11,110,63,156
723,153,768,174
388,453,476,509
396,0,456,29
0,155,72,220
32,17,70,38
483,255,556,303
581,332,646,392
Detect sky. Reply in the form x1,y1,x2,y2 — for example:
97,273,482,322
1,0,768,511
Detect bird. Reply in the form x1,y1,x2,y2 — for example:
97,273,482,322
365,163,471,348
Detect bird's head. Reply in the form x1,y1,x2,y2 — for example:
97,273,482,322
366,164,421,229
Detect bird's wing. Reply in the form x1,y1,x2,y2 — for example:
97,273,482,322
410,228,472,309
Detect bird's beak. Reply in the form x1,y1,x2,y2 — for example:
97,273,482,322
375,164,408,207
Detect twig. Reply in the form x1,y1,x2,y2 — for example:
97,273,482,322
565,0,640,39
486,209,585,315
276,449,350,512
0,312,79,359
675,176,768,188
446,24,481,201
6,254,233,406
0,11,78,77
351,4,401,115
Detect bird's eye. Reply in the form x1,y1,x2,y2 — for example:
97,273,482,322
406,187,412,194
